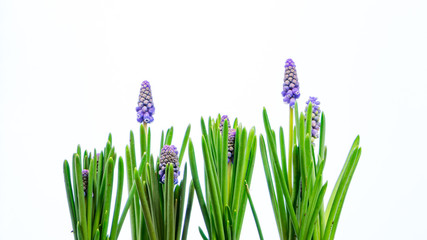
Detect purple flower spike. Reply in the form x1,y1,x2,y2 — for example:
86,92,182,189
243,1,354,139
282,59,300,108
305,96,321,143
220,115,230,133
136,80,155,124
159,145,180,184
228,129,236,163
82,169,89,196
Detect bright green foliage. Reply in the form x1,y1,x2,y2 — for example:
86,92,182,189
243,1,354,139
63,134,126,240
188,115,261,240
260,104,361,240
123,124,194,240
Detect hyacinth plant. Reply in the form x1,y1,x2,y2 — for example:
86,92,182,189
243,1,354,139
63,134,129,240
188,115,262,240
122,80,195,240
261,59,362,240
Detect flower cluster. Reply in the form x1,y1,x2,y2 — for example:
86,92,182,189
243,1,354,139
220,115,236,163
82,169,89,196
136,80,155,124
281,59,300,108
228,129,236,163
220,115,230,133
159,145,180,184
305,96,321,142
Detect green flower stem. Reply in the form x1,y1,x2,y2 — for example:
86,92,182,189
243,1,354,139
288,107,294,194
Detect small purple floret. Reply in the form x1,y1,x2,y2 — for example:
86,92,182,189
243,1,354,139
136,80,155,124
220,115,230,133
82,169,89,196
228,129,236,163
159,145,180,184
282,59,300,108
305,96,321,143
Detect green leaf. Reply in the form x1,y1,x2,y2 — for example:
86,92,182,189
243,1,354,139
202,136,225,240
101,159,115,240
175,164,188,240
178,124,191,165
187,139,211,237
198,227,209,240
259,135,283,239
63,160,78,240
325,136,360,218
116,183,136,238
323,146,361,240
181,181,195,240
165,127,174,146
134,169,158,240
109,157,124,240
73,154,88,240
87,158,95,239
262,108,300,236
166,164,175,240
125,146,137,240
245,183,264,240
328,148,361,240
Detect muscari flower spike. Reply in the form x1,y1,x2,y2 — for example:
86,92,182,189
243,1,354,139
305,97,321,142
281,58,300,108
136,80,155,124
220,115,236,163
159,145,180,184
228,129,236,163
220,115,230,133
82,169,89,196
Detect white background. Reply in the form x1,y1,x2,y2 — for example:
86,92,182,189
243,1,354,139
1,0,427,239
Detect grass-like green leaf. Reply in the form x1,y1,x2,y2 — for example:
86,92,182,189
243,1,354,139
109,157,124,240
134,168,158,240
181,181,195,240
245,183,264,240
188,139,211,237
63,160,78,240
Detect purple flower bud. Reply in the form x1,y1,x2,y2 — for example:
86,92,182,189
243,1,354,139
281,59,300,108
220,115,230,133
136,80,155,124
228,129,236,163
305,97,321,143
159,145,180,184
82,169,89,196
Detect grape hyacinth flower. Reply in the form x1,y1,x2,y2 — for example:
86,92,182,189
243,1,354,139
136,80,155,124
305,96,321,142
228,129,236,163
220,115,236,163
220,115,230,133
82,169,89,196
281,58,300,108
159,145,180,184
